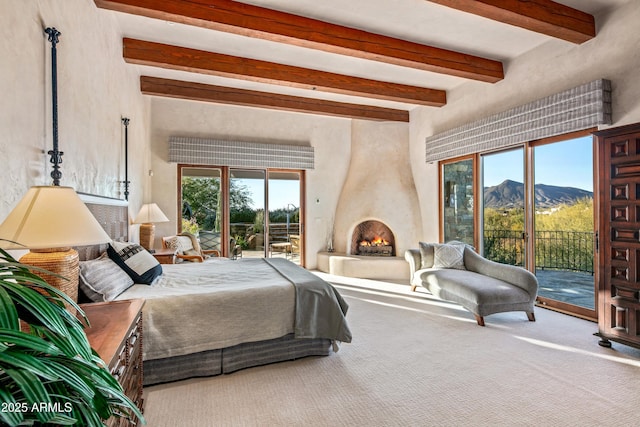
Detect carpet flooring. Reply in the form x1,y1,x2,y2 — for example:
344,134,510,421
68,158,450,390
143,273,640,426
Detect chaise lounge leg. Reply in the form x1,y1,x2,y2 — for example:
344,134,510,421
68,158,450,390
410,284,417,292
526,312,536,322
474,315,485,326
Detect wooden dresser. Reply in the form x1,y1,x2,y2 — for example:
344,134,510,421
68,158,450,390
81,299,145,426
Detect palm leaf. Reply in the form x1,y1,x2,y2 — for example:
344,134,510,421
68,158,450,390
0,351,60,382
35,326,91,361
0,387,24,426
3,368,53,423
0,330,63,355
0,286,19,330
3,281,70,335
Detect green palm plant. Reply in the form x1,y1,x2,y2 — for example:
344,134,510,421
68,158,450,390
0,246,144,426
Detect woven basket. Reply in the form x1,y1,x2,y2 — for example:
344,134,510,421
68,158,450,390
21,248,79,313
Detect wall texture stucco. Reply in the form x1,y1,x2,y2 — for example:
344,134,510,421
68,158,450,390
0,0,149,228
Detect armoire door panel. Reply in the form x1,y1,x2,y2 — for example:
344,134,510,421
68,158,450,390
611,205,629,221
613,163,640,179
611,247,629,262
611,227,639,243
611,285,639,301
610,139,629,157
597,123,640,348
610,184,629,200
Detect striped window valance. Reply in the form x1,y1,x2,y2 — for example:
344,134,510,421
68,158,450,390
169,136,314,170
425,79,612,163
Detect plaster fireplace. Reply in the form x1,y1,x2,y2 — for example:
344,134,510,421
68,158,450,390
317,120,422,280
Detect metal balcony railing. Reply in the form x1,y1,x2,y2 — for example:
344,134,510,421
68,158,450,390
484,229,594,274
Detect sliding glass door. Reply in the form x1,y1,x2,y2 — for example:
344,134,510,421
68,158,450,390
179,165,305,264
481,148,525,266
268,171,302,264
180,167,223,253
441,132,596,318
533,137,595,314
230,169,266,258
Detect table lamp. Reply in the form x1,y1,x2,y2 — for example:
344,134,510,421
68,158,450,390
133,203,169,252
0,186,111,305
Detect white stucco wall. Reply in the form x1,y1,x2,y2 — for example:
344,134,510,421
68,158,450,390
0,0,149,225
149,97,352,269
409,1,640,243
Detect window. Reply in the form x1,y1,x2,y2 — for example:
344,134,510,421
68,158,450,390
440,131,596,319
441,156,475,246
178,165,305,265
481,148,525,266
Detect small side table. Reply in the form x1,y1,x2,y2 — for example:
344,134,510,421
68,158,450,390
152,248,176,264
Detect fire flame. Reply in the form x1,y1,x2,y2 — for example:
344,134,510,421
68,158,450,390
359,236,389,246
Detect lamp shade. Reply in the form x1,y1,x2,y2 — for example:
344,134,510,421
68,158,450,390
133,203,169,224
0,186,111,250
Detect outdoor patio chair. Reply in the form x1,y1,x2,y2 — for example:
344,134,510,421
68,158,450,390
289,234,300,260
162,232,220,262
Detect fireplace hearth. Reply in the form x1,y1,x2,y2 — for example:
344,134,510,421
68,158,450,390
351,220,395,257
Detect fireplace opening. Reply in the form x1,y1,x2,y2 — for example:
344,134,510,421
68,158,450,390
351,220,395,256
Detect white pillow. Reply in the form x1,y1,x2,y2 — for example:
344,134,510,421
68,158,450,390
164,235,193,254
432,243,466,270
79,253,134,302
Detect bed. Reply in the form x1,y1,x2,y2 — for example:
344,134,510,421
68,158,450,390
77,198,351,385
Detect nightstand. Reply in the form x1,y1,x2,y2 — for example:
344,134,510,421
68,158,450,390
152,247,176,264
81,299,145,427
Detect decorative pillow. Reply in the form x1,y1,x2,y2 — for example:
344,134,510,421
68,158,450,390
418,242,435,269
179,233,202,257
165,234,204,261
432,243,466,270
107,241,163,284
164,235,194,254
181,232,201,251
79,253,134,302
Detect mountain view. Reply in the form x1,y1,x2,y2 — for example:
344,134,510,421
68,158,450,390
484,179,593,209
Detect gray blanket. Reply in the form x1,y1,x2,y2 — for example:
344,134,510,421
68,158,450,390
117,258,351,360
265,258,352,344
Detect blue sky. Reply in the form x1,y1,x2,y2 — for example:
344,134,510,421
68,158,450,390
483,135,593,191
237,178,300,210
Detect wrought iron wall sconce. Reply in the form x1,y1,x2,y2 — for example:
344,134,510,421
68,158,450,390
122,117,130,200
45,27,63,186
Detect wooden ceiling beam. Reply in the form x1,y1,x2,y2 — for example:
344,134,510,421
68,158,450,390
124,39,446,107
429,0,595,44
95,0,504,82
140,76,410,122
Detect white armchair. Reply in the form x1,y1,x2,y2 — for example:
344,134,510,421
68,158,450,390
162,232,220,262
